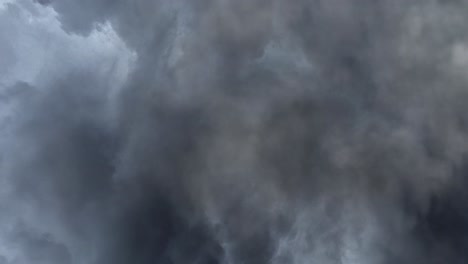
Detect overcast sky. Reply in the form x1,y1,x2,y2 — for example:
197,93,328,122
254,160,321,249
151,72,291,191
2,0,468,264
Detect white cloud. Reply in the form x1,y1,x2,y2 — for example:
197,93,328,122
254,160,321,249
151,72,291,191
0,0,135,88
0,0,136,141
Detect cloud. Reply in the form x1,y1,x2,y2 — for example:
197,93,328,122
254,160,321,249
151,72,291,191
2,0,468,263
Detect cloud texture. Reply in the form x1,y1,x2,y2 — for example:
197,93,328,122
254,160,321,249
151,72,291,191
2,0,468,263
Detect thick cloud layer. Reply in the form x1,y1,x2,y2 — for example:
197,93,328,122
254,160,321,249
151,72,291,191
2,0,468,263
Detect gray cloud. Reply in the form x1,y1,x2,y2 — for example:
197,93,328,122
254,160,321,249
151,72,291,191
2,0,468,263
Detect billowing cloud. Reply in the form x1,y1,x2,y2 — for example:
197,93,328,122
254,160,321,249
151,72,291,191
2,0,468,263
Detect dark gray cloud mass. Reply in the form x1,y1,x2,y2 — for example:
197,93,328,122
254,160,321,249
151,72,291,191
2,0,468,263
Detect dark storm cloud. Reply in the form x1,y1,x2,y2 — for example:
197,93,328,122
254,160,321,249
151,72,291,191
3,0,468,263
